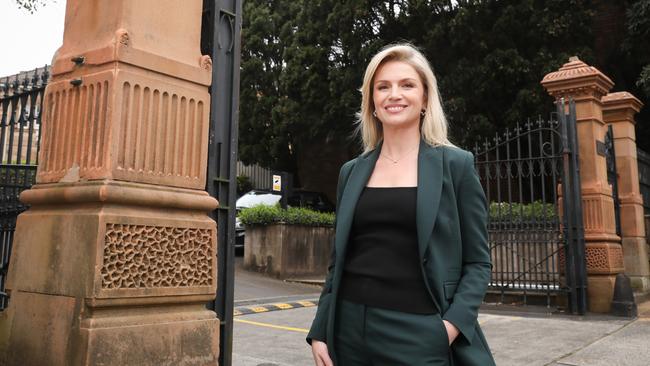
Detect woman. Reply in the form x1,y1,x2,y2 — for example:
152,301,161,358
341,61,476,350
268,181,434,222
307,44,496,366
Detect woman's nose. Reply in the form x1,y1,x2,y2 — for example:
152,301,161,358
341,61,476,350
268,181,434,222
389,86,401,99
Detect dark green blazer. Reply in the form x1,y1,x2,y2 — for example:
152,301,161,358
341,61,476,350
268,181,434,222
307,139,496,366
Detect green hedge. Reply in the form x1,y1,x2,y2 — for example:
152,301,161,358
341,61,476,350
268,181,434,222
238,204,335,227
488,201,557,221
240,201,556,226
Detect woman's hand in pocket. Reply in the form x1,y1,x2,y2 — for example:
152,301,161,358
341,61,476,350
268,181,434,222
443,320,460,345
311,340,333,366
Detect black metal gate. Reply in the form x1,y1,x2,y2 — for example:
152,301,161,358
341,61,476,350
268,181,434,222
639,147,650,216
0,68,48,310
202,1,242,365
473,99,588,314
604,124,621,237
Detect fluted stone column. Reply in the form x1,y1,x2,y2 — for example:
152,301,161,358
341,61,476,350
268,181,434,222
0,1,219,365
542,57,624,313
602,92,650,291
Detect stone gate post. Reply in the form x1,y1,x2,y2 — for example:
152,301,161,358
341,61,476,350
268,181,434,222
602,92,650,291
542,57,624,312
0,1,219,365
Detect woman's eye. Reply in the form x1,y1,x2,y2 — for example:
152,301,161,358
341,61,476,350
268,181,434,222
403,83,414,88
377,85,388,90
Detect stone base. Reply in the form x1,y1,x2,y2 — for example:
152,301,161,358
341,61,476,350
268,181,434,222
0,181,219,365
622,237,650,291
629,276,650,292
587,274,617,313
1,291,219,366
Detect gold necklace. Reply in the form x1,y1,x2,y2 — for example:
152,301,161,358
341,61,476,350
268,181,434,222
381,145,418,164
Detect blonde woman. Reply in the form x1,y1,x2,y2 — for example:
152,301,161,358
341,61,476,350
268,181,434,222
307,44,496,366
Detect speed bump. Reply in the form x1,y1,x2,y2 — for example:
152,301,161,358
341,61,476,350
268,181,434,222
234,300,319,316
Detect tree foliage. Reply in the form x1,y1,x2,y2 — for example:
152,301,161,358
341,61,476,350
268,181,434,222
239,0,648,193
626,0,650,97
13,0,52,13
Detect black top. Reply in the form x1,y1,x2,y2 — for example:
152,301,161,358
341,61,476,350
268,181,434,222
339,186,437,314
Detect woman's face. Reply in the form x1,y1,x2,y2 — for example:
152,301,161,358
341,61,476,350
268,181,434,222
372,60,426,130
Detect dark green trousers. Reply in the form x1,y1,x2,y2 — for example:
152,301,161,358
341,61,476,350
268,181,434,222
334,300,451,366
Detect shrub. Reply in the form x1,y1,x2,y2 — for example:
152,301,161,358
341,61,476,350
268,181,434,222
488,201,557,222
239,204,335,227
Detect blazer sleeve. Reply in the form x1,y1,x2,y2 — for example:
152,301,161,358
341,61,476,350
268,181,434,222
306,160,354,345
442,151,492,346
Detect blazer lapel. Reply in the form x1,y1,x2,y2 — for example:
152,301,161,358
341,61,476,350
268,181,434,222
416,140,444,258
334,145,381,259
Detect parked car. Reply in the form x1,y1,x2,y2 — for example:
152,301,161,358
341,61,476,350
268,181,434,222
234,189,335,253
235,190,281,251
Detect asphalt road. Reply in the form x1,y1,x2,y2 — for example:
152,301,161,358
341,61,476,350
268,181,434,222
232,256,650,366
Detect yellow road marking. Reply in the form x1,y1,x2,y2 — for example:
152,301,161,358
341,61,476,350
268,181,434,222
234,318,309,333
273,303,293,309
233,310,242,316
251,306,269,313
297,301,315,307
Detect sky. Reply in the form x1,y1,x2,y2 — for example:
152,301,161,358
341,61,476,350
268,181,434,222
0,0,66,77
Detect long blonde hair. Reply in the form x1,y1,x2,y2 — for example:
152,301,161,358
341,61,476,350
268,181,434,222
357,43,453,152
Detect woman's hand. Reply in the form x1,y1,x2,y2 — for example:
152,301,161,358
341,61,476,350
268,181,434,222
443,320,460,346
311,340,333,366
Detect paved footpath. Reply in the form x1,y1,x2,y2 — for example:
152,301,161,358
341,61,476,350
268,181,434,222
233,260,650,366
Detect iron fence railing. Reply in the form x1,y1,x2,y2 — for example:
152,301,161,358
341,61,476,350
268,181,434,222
0,66,48,310
638,147,650,216
472,99,587,313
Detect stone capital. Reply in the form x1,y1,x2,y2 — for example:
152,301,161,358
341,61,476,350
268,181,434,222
602,91,644,126
541,57,614,101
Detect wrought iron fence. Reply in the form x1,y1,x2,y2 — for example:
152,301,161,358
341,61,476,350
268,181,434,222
473,99,587,312
604,124,621,237
0,67,48,310
638,147,650,216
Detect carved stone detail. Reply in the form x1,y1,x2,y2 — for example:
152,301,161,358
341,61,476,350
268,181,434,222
116,81,207,182
38,73,111,181
585,244,624,274
116,28,129,47
101,223,213,289
199,55,212,71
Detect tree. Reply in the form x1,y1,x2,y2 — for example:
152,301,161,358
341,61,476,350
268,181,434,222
239,0,648,198
412,0,595,149
623,0,650,150
14,0,52,13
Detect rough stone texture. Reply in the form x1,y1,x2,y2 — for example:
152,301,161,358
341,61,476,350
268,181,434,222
588,275,617,313
78,308,219,366
542,58,625,313
0,1,220,364
244,224,334,279
2,291,79,366
622,237,650,290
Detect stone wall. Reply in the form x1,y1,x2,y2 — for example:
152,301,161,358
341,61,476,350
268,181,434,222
244,224,334,279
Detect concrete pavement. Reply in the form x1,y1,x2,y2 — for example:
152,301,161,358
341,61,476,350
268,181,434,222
232,258,650,366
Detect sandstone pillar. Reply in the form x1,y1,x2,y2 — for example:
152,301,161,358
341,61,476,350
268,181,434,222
542,57,624,312
0,1,219,365
602,92,650,291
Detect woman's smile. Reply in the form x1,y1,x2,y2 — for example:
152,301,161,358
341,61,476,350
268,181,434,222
385,104,408,113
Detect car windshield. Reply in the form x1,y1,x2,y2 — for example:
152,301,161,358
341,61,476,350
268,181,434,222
235,191,281,209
